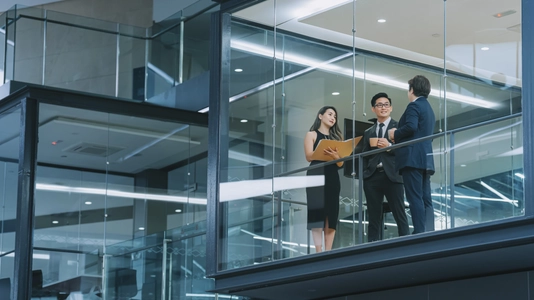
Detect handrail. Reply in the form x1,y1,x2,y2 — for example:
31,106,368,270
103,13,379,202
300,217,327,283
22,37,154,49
276,112,523,178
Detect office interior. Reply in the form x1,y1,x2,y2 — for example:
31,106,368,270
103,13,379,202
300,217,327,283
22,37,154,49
0,0,532,299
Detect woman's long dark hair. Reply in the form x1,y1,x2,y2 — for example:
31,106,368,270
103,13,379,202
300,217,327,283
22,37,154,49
309,106,342,141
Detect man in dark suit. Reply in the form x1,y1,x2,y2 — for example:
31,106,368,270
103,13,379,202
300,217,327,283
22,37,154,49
355,92,409,242
389,75,435,234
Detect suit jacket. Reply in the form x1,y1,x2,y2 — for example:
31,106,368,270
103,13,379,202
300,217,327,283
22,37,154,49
394,97,435,174
354,119,403,183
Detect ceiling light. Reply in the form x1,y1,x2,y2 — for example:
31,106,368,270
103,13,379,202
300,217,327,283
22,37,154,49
377,19,386,23
138,227,145,231
36,183,207,205
224,40,499,109
480,181,517,206
52,220,59,224
515,173,524,179
481,47,489,51
240,119,248,123
175,209,182,213
234,68,243,72
332,92,340,95
85,201,92,205
460,164,466,167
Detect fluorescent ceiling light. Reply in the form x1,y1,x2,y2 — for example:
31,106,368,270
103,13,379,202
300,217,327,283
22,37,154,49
1,252,50,260
431,193,519,205
229,150,272,166
185,294,233,299
240,119,248,123
147,62,175,85
479,181,518,206
514,173,524,179
36,183,207,205
53,117,199,145
36,175,323,205
377,19,386,23
481,47,490,51
227,40,498,109
235,68,243,72
332,92,340,95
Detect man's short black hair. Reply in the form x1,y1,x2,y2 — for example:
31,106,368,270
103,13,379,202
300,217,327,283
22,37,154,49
408,75,431,98
371,92,391,107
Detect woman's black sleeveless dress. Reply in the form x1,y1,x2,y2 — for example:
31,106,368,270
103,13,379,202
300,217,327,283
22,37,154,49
306,130,340,230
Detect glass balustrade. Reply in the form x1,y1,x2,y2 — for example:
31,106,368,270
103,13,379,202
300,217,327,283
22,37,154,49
218,0,523,271
0,2,216,105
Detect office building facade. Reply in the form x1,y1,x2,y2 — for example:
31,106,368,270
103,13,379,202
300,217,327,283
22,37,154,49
0,0,532,299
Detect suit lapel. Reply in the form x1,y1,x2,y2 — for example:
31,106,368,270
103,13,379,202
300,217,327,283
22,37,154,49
370,123,378,138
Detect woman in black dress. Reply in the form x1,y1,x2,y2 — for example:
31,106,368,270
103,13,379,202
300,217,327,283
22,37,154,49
304,106,343,252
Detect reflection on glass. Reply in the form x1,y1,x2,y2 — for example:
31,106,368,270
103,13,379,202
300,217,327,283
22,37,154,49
452,117,523,226
34,103,208,297
0,108,20,297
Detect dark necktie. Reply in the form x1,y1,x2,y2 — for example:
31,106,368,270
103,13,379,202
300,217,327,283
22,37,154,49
378,123,384,138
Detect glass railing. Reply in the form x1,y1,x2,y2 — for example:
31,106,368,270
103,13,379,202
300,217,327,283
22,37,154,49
0,1,217,106
219,112,523,267
218,6,523,271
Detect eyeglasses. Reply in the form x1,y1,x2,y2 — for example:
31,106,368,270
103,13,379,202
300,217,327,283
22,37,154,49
374,103,390,108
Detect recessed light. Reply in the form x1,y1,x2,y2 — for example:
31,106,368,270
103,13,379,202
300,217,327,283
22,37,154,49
332,92,340,96
460,164,467,167
240,119,248,123
52,220,59,224
85,201,92,205
175,209,182,213
481,47,489,51
377,19,386,23
138,227,145,231
234,68,243,72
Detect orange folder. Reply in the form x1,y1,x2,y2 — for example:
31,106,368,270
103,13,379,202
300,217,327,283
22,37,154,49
310,136,362,161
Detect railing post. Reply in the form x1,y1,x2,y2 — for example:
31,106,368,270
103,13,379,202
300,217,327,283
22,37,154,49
449,133,455,228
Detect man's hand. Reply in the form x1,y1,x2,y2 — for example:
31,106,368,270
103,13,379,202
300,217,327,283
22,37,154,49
388,128,397,143
376,138,390,149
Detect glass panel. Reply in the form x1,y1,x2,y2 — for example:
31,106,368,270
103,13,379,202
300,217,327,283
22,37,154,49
44,20,116,96
13,9,45,84
452,117,523,226
4,7,16,82
105,231,166,300
445,0,521,127
220,0,276,271
146,24,179,100
35,103,208,297
118,24,147,100
183,9,211,82
0,107,20,298
34,105,111,294
0,12,6,83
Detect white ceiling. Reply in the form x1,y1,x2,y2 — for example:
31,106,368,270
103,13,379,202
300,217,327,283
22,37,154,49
234,0,522,86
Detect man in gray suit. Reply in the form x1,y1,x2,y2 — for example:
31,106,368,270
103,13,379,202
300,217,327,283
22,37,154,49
355,92,409,242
